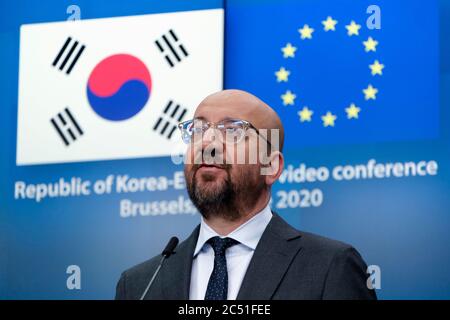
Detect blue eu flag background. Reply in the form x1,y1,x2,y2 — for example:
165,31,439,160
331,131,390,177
226,0,439,149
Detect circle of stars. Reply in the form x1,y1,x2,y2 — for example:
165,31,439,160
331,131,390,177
275,17,384,127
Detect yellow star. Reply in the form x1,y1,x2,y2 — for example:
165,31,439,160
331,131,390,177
363,84,378,100
345,20,361,36
369,60,384,76
275,67,290,82
281,90,296,106
322,16,338,31
345,103,361,119
298,106,313,122
281,43,297,58
363,36,378,52
298,24,314,39
321,112,337,127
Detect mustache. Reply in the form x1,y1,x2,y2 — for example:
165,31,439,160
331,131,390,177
192,163,232,171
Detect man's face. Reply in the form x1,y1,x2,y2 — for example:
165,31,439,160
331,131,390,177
183,103,266,220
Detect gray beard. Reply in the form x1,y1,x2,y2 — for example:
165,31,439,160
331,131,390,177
186,166,267,221
187,172,242,221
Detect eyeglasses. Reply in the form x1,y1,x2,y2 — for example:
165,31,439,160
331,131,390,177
178,118,271,145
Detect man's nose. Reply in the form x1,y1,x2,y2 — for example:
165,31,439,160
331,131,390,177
201,127,224,147
202,126,220,143
201,127,224,163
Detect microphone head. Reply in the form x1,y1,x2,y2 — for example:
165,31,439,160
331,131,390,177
162,236,179,257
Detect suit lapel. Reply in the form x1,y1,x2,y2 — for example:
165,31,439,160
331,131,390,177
157,225,200,300
152,213,302,300
236,213,303,300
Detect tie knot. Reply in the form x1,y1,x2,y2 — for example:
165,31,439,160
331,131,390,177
207,236,239,256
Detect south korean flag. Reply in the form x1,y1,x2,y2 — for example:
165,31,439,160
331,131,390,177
17,9,224,165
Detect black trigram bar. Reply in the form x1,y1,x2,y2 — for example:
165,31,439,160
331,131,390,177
154,29,189,68
153,100,187,139
52,37,86,75
50,107,84,146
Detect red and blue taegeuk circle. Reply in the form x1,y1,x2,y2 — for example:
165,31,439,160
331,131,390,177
87,54,152,121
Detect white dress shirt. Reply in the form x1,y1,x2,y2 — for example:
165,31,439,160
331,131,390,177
189,203,273,300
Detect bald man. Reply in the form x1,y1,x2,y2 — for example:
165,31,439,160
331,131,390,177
115,90,376,300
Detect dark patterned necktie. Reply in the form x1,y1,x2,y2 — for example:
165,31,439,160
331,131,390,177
204,236,239,300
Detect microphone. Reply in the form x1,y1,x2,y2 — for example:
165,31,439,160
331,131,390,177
139,236,179,300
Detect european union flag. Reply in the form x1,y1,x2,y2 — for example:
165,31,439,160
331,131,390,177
225,0,439,149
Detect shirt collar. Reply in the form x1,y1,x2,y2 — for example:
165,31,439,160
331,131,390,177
193,203,273,257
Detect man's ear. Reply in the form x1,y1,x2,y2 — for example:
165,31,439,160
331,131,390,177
261,151,284,185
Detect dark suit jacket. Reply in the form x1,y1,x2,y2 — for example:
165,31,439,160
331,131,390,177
115,213,377,300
